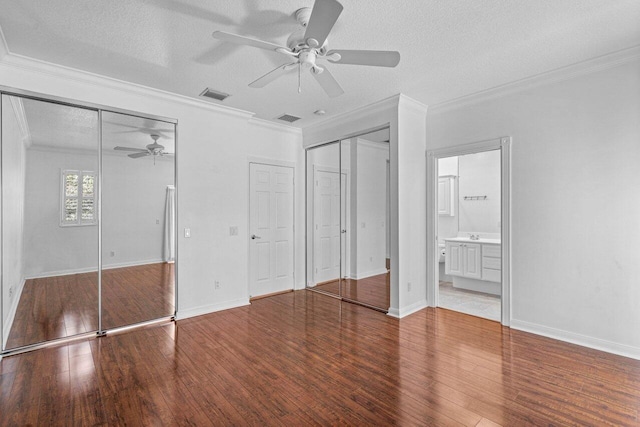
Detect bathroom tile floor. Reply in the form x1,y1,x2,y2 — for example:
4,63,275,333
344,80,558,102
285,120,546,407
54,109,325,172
438,281,501,321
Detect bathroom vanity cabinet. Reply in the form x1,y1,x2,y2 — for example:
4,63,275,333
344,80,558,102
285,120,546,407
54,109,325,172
445,241,481,279
444,238,501,295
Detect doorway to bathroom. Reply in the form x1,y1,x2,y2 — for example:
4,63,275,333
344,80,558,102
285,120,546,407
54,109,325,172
426,137,511,325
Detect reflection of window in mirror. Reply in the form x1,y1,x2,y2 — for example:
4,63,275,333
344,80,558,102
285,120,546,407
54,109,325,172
60,169,97,226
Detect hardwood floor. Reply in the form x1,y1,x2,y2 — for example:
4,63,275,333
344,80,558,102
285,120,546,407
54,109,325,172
314,271,390,310
6,263,174,349
2,290,639,426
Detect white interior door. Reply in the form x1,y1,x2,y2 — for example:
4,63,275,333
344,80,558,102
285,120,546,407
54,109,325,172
313,169,346,285
249,163,294,298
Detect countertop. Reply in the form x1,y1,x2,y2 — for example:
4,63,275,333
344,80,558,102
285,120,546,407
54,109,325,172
443,237,501,245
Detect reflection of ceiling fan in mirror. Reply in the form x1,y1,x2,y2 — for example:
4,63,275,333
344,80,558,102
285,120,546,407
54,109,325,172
114,134,174,164
211,0,400,98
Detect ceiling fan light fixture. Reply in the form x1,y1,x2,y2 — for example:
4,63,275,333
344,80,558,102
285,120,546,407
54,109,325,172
199,87,231,101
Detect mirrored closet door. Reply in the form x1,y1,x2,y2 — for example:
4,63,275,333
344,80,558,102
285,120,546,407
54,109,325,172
306,141,342,298
306,128,390,311
101,112,176,329
1,90,177,354
1,94,100,350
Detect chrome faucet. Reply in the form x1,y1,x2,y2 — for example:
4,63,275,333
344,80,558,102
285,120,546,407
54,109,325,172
469,234,480,240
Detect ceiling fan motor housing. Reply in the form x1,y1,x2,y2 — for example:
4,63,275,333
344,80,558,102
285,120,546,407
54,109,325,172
287,8,328,53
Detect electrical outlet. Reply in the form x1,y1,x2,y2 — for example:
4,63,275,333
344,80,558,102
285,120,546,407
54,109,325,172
407,282,412,292
156,219,160,225
214,280,220,289
9,286,13,298
369,256,373,262
229,226,238,236
184,228,191,238
110,251,115,257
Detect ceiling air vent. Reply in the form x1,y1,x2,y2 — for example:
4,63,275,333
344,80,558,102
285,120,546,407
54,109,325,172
199,88,230,101
276,114,301,123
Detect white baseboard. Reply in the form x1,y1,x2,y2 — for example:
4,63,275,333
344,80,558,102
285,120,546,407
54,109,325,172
25,259,166,279
510,319,640,361
176,298,250,321
387,299,428,319
3,278,26,349
103,259,166,271
351,268,389,280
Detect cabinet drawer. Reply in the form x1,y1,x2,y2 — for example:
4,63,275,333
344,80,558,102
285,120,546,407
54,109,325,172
482,268,501,283
482,244,501,258
482,256,501,270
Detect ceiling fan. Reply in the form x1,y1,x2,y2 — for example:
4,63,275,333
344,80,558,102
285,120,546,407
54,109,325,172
114,134,174,163
212,0,400,98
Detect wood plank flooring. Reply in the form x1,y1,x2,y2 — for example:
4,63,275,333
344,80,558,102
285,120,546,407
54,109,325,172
315,271,390,310
2,290,639,426
6,263,174,349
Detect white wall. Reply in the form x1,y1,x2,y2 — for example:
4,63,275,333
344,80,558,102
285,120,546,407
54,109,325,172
396,96,428,316
427,57,640,358
0,52,304,321
458,150,501,234
1,96,27,346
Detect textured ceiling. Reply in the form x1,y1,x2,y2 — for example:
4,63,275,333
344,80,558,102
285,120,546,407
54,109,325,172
1,0,639,128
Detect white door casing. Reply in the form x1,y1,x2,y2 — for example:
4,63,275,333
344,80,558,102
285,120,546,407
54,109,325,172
249,163,294,298
426,136,511,326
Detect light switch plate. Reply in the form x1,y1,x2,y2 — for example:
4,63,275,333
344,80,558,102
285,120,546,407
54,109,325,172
184,228,191,238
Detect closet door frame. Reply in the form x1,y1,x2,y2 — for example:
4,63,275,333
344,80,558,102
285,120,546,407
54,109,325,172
0,85,178,357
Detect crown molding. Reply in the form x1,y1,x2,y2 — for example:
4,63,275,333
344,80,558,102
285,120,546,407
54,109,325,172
398,93,429,115
248,116,303,136
0,49,258,121
430,45,640,114
304,93,400,136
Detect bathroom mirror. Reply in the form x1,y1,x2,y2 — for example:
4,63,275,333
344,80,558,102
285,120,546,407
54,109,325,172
2,94,99,350
457,150,501,234
101,111,175,329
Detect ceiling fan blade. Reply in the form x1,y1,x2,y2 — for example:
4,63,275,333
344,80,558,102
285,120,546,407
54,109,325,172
128,152,150,159
304,0,343,48
249,63,297,88
114,146,147,152
161,153,175,156
212,31,292,55
312,66,344,98
326,50,400,67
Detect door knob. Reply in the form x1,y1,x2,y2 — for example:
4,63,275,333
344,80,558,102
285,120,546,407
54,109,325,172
251,234,261,240
341,229,346,234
